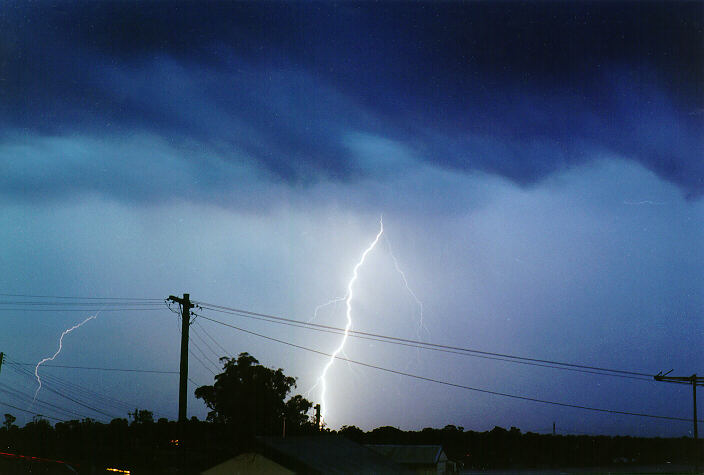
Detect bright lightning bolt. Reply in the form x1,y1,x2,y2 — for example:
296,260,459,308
33,314,97,402
305,296,357,396
317,217,384,422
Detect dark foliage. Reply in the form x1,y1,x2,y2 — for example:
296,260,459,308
346,424,700,470
0,415,700,473
0,351,698,473
195,352,316,436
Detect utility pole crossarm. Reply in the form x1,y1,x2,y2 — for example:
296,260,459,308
654,373,704,386
167,295,195,310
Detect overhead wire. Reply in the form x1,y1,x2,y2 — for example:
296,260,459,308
36,379,131,416
6,362,119,421
195,313,701,424
198,314,646,381
0,301,164,306
194,302,655,381
6,358,165,421
0,308,164,312
8,362,179,374
4,293,683,426
0,382,91,421
0,294,163,313
0,293,162,301
189,349,217,377
27,370,137,414
194,321,233,359
190,325,223,361
0,293,661,381
4,356,172,417
2,295,178,421
0,400,67,422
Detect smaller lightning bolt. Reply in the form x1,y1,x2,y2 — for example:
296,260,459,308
308,297,346,323
318,217,384,422
33,314,97,402
385,235,427,339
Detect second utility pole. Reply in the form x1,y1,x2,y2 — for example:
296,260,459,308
654,371,703,470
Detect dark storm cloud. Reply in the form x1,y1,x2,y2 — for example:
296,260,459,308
1,2,702,197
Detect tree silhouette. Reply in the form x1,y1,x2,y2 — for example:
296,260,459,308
339,425,364,442
131,409,154,425
3,413,16,431
195,352,315,436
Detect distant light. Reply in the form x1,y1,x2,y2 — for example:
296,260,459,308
106,468,131,474
170,439,180,446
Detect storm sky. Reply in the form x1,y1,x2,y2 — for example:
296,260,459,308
0,2,702,437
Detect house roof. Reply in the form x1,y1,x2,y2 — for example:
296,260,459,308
365,444,445,465
255,435,409,474
202,452,294,475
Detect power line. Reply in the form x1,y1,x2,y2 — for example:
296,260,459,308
190,326,222,361
196,307,651,382
7,366,176,420
6,362,133,414
5,357,172,419
0,301,164,306
0,294,662,381
10,362,142,409
188,349,216,377
196,313,702,424
9,362,178,374
0,385,79,419
0,293,161,301
16,368,136,413
7,361,138,421
194,321,233,358
188,377,205,388
6,363,119,421
0,308,164,312
0,383,91,421
0,400,66,422
30,373,134,415
190,339,219,375
194,302,654,381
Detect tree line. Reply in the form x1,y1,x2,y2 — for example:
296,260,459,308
1,352,699,473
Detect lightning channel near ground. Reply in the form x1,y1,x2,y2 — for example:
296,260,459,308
33,314,97,402
316,217,384,422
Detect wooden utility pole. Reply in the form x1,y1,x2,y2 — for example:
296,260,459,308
168,294,194,423
168,294,194,469
654,371,703,470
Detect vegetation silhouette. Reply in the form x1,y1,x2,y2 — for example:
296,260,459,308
194,352,317,437
0,352,699,473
